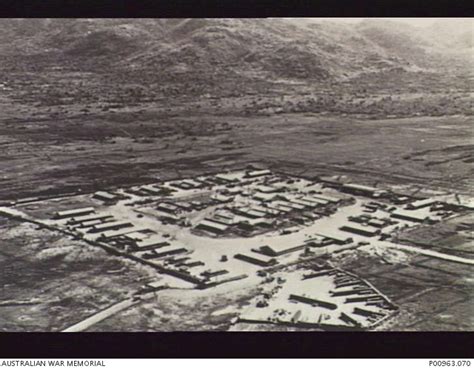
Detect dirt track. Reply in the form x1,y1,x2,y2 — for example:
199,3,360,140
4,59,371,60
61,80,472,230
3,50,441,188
62,298,139,332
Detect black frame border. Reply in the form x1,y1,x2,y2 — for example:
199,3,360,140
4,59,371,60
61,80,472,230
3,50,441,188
0,0,473,360
0,0,473,17
1,332,473,358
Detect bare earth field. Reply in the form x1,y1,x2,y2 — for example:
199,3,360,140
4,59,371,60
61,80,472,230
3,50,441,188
1,111,472,201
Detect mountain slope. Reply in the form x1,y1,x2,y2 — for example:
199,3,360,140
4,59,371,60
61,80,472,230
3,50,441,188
0,18,471,90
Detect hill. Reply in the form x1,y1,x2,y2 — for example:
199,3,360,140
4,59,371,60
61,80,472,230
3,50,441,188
1,19,471,79
0,18,471,116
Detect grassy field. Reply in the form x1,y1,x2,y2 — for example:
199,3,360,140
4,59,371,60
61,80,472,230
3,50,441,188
88,284,260,332
0,218,161,332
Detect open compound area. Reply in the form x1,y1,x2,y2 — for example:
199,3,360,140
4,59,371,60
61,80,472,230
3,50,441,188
1,166,472,331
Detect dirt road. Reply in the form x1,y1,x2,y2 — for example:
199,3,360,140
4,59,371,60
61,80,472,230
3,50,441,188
62,298,140,332
382,243,474,266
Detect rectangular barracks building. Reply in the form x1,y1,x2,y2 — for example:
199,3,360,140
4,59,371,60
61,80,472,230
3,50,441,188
156,202,180,214
255,185,280,193
405,198,437,210
232,207,268,219
99,227,150,240
253,192,279,202
214,172,244,183
55,207,95,219
390,208,435,223
93,191,118,203
245,169,272,178
307,194,340,204
133,239,171,252
316,232,353,245
209,214,238,226
67,214,113,225
139,184,165,196
234,252,278,267
341,183,388,198
253,243,307,257
195,219,229,234
275,199,306,211
289,198,318,209
88,220,133,233
267,202,293,214
339,223,380,237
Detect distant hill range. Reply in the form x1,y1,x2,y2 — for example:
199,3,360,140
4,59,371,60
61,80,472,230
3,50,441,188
0,18,471,90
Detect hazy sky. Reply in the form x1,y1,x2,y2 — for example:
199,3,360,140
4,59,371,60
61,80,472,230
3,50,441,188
291,18,472,28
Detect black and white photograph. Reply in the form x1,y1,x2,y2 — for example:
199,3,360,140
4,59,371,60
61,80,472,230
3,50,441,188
0,17,472,337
